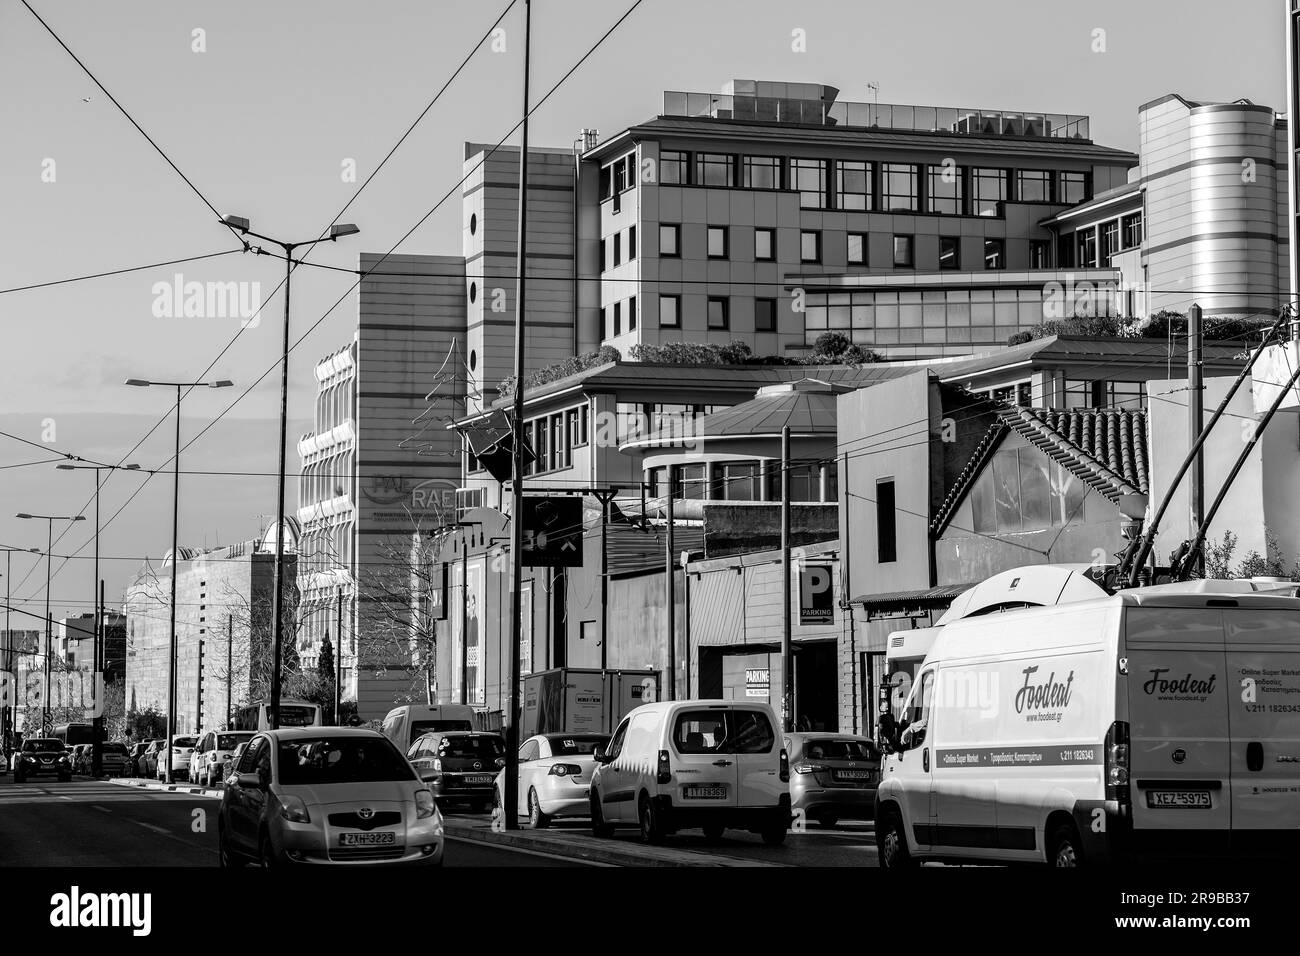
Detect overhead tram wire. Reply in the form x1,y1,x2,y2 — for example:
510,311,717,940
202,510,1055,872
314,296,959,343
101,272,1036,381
0,250,244,296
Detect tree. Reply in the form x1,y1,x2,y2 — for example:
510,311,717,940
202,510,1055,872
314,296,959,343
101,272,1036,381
317,635,335,687
1201,530,1299,580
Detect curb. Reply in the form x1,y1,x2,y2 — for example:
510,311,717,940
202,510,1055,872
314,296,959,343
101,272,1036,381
108,777,223,799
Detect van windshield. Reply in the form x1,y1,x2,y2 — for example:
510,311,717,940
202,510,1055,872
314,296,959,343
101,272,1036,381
673,710,775,755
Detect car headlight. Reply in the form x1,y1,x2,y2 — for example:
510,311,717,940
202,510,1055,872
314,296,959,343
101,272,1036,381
415,788,436,820
279,795,311,824
22,755,35,763
58,755,70,764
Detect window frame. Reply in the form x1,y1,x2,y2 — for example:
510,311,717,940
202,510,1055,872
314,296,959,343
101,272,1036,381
754,297,777,333
659,223,680,258
800,230,822,264
696,152,737,188
984,238,1006,270
789,157,828,209
880,162,920,213
707,225,729,260
742,155,783,190
926,164,965,215
835,159,872,211
754,227,775,262
659,150,689,185
892,234,914,268
847,232,867,266
938,235,960,270
876,478,898,564
659,294,681,328
707,296,730,330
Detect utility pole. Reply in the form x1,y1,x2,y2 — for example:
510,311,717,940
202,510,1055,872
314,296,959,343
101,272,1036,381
460,544,469,706
335,585,343,725
665,486,676,700
781,425,793,733
225,614,232,730
195,638,204,732
1188,304,1204,579
503,0,533,831
95,579,104,774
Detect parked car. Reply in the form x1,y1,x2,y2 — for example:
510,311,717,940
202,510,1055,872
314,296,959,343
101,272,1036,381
191,730,257,787
99,741,131,777
157,736,198,781
13,738,73,783
406,731,505,812
224,742,250,787
141,739,167,778
590,699,791,845
217,728,444,867
127,742,149,777
494,733,609,827
784,732,880,828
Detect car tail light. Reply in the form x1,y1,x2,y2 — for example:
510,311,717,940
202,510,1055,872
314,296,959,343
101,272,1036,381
495,757,506,769
792,762,825,775
280,795,311,824
432,758,442,773
656,749,671,785
779,748,790,783
549,763,582,777
415,789,436,819
1105,720,1130,804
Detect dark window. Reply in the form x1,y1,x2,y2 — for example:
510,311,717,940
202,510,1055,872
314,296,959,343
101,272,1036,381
847,233,867,265
927,164,964,215
707,226,728,259
876,479,897,563
893,235,914,267
628,296,637,331
743,155,782,189
628,225,637,260
660,223,680,257
836,160,872,210
672,709,775,755
970,167,1008,216
939,236,960,269
696,152,736,187
1075,228,1097,268
601,238,608,272
660,150,689,184
790,158,827,209
613,233,622,267
613,301,622,336
707,296,729,329
1059,171,1090,204
755,298,777,332
436,735,505,760
598,164,611,199
984,238,1006,270
1101,220,1120,264
1122,212,1143,249
881,163,919,212
1016,169,1052,202
659,295,680,328
1029,239,1051,268
754,228,775,261
800,230,821,263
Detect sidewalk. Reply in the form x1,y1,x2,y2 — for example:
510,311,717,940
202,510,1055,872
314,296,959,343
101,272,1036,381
109,777,223,799
442,815,788,867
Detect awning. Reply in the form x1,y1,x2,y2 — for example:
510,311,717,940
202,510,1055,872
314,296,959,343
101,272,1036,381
851,584,973,620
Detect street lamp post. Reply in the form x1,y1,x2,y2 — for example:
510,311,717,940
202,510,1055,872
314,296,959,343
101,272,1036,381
56,462,140,776
15,513,86,734
219,215,359,731
1,547,41,751
125,378,233,782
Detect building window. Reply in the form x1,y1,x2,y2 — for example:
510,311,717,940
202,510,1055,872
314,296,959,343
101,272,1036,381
881,163,919,212
567,407,586,449
876,479,897,563
659,294,680,327
847,233,867,265
660,223,680,257
1122,211,1143,249
602,306,610,337
927,164,964,215
707,226,729,259
970,167,1007,216
628,296,637,331
800,230,821,263
790,158,827,209
754,227,775,261
984,238,1006,270
1016,169,1052,202
707,296,729,329
836,160,872,210
1058,170,1090,204
719,461,762,501
743,155,782,189
1075,228,1098,268
660,150,689,184
1101,220,1120,264
613,233,622,267
939,236,960,269
613,301,621,336
628,225,637,260
696,152,736,187
674,463,709,500
755,298,777,332
1029,239,1050,268
601,238,609,272
893,235,914,267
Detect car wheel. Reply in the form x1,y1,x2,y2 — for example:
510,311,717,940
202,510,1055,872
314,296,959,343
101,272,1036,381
817,812,839,829
217,824,239,868
528,788,551,829
876,810,915,869
638,793,664,845
702,823,725,842
1047,822,1083,867
760,820,787,846
589,792,614,839
258,832,276,868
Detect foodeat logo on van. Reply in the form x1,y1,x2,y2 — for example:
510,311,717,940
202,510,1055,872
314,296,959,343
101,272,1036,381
1013,665,1075,723
1142,668,1217,702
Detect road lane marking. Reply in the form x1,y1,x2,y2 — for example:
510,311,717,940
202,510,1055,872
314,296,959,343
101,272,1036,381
445,835,610,866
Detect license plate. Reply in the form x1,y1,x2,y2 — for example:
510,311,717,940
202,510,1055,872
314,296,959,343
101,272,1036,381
833,769,873,780
683,784,727,799
339,831,396,846
1146,790,1211,808
465,775,492,785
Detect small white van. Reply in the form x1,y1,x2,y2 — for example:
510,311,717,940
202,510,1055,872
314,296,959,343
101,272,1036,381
876,585,1300,866
589,699,791,845
380,704,478,754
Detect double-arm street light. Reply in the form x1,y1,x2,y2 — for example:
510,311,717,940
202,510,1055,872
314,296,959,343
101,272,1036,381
220,214,360,730
126,378,233,782
56,462,141,776
16,512,86,733
1,546,42,749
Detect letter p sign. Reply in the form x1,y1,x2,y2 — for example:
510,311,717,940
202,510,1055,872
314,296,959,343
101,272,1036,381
799,565,834,625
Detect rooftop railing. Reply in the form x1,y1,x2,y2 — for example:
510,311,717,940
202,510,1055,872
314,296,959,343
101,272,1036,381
662,91,1090,140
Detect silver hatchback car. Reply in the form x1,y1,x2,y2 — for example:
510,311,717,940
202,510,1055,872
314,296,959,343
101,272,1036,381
217,727,444,867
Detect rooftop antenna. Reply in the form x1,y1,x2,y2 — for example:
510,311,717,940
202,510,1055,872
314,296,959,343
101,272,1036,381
866,82,879,104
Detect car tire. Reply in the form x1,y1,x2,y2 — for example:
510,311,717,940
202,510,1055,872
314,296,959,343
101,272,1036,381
638,793,665,845
760,820,787,846
589,792,614,839
817,812,839,829
876,809,915,869
528,788,551,829
217,824,239,868
702,823,725,842
258,832,276,868
1047,822,1083,867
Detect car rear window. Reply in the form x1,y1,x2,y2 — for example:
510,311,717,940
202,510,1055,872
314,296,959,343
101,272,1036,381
546,735,608,756
438,735,505,759
174,737,197,748
802,739,878,761
218,734,253,751
673,710,776,755
102,744,128,754
277,737,415,785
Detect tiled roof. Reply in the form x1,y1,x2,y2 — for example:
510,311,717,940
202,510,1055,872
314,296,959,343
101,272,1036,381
930,406,1148,536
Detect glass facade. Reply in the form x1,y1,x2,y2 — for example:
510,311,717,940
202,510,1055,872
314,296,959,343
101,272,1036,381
970,167,1008,216
697,152,736,186
836,160,872,210
881,163,919,211
790,158,827,209
743,155,782,189
927,165,964,215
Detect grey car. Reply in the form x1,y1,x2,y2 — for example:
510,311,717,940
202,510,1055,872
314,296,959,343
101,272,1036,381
217,727,445,867
784,732,881,828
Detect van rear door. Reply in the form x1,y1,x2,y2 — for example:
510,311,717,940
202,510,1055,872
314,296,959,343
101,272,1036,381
1124,607,1230,847
727,707,784,809
668,706,738,810
1224,606,1300,846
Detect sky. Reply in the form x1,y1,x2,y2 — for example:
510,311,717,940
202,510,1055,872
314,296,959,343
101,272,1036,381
0,0,1288,622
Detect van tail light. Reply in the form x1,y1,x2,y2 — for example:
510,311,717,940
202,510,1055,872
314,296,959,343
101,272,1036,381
1105,720,1130,804
656,750,672,785
779,748,790,783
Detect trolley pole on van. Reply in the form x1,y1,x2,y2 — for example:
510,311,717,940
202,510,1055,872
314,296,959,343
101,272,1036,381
780,425,794,733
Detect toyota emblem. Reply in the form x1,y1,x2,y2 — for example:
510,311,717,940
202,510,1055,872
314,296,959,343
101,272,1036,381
473,761,483,770
358,807,374,820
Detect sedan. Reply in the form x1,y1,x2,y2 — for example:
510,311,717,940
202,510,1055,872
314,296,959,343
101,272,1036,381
218,728,444,867
494,733,608,828
99,742,131,777
141,739,166,778
784,732,881,828
406,732,504,812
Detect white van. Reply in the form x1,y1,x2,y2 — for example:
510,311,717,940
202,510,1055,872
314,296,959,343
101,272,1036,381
589,699,790,845
380,704,478,754
876,585,1300,866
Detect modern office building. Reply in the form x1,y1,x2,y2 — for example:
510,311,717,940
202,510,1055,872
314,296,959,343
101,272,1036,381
55,613,126,682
